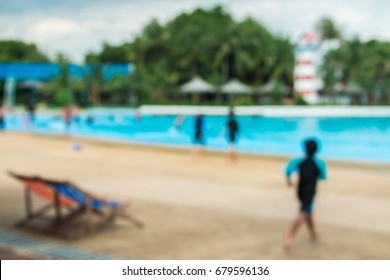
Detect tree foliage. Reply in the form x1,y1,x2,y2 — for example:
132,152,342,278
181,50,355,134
316,17,343,42
322,38,390,103
90,6,294,104
0,40,49,62
2,9,390,106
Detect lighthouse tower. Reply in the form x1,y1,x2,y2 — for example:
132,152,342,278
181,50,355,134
294,32,320,104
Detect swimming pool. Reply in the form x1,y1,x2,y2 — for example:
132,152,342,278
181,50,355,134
3,113,390,163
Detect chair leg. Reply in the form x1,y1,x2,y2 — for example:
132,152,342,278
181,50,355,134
116,212,144,228
16,204,53,227
54,191,62,222
113,200,143,228
24,187,33,218
86,196,95,232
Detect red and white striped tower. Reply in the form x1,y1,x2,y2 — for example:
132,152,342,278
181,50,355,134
294,32,320,104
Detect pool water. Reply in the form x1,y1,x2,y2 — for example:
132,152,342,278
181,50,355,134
3,113,390,163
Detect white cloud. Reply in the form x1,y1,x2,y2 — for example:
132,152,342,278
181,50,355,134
30,18,80,35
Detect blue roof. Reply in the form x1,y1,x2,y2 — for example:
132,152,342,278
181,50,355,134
0,62,134,81
105,64,134,80
0,63,60,81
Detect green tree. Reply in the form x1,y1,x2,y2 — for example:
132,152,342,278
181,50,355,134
42,53,81,106
99,42,131,63
315,17,342,42
316,17,343,102
322,38,390,104
0,40,49,62
84,53,105,105
108,5,294,104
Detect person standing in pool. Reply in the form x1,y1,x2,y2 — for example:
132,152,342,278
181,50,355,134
86,114,94,126
0,105,6,131
72,104,81,126
226,108,239,162
174,115,184,131
63,105,72,133
26,101,36,126
193,114,205,158
283,138,327,251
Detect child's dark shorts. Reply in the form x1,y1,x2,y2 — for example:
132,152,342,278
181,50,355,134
298,192,315,214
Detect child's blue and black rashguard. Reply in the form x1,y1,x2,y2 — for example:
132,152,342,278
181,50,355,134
285,156,327,214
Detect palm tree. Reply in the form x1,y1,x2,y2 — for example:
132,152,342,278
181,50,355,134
316,17,343,102
315,17,342,43
84,54,105,105
42,53,74,106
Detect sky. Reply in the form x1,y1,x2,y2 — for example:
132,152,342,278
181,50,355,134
0,0,389,63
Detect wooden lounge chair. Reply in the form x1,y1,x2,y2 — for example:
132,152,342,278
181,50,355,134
9,171,143,238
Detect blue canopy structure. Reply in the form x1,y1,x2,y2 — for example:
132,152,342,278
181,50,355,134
103,64,134,80
0,62,134,81
0,63,60,81
0,62,134,107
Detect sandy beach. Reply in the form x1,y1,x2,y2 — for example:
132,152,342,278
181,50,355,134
0,132,389,259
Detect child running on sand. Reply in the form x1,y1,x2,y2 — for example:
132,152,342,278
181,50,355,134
283,138,327,251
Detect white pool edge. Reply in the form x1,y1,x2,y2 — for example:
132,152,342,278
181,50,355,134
139,105,390,117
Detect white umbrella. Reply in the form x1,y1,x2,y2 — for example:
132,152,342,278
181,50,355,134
257,80,289,94
180,76,216,94
220,78,253,95
334,82,364,94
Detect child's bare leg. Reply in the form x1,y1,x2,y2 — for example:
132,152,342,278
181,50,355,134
305,214,318,241
228,145,237,162
192,145,199,161
199,146,205,158
284,212,305,251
